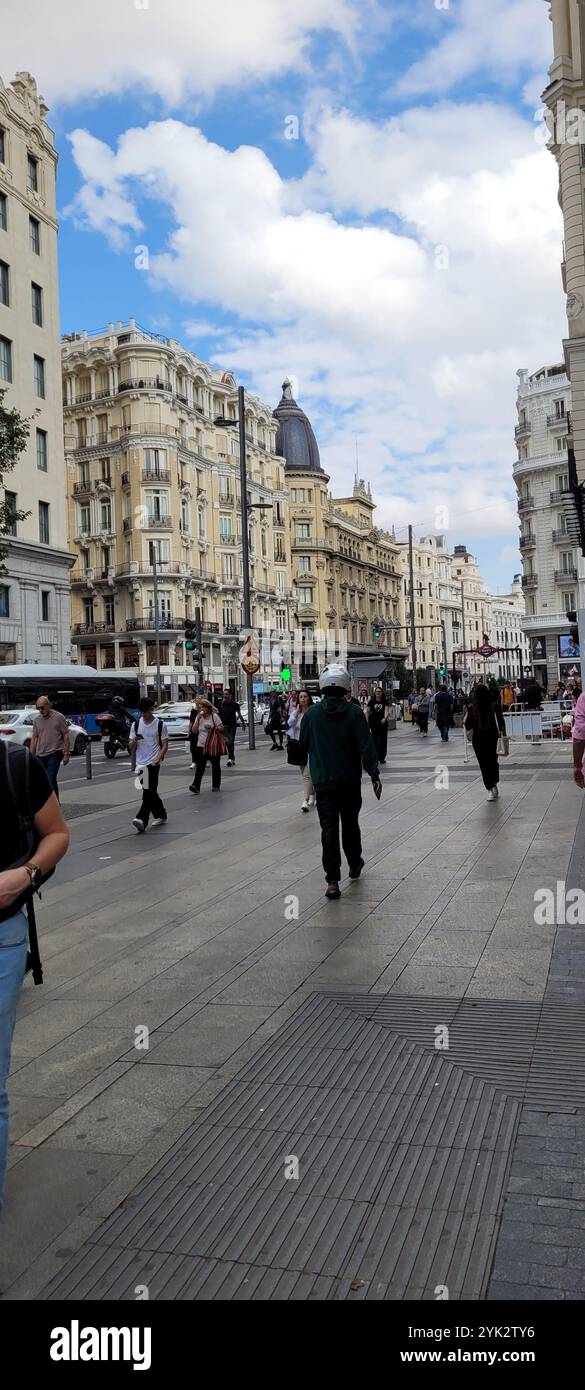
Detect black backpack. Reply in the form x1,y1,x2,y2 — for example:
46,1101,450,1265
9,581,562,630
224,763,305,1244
133,718,164,746
1,742,53,985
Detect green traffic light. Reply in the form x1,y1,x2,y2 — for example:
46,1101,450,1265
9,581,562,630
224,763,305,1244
281,666,291,682
185,640,194,650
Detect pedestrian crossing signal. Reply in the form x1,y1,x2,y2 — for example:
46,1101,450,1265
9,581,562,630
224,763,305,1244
373,623,383,639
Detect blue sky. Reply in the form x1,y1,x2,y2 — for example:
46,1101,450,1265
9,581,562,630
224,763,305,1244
4,0,564,591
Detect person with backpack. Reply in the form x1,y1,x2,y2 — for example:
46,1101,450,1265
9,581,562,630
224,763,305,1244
189,696,225,793
0,741,69,1218
299,663,381,899
129,697,169,832
218,688,245,767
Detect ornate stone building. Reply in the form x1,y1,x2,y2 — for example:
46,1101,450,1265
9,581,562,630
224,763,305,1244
273,380,407,683
0,72,73,664
63,322,293,696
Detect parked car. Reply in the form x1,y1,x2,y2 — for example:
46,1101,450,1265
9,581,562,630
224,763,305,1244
240,703,267,727
0,708,88,753
153,701,194,739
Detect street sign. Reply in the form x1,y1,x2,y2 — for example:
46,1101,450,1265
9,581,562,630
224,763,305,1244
462,669,470,682
477,643,496,658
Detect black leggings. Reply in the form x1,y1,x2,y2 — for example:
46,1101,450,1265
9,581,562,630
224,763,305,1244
192,748,221,789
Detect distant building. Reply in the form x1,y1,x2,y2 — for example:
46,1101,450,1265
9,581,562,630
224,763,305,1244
0,72,73,664
514,361,580,688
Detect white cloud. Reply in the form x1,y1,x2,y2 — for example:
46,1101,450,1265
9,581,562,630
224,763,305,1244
395,0,551,100
65,99,563,584
1,0,361,106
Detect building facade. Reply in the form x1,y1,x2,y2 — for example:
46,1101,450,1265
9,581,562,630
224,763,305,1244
273,380,407,684
0,72,73,664
487,578,530,684
542,0,585,490
63,322,294,697
514,361,580,687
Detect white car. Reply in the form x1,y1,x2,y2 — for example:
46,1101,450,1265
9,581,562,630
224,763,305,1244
0,708,88,754
240,703,266,726
154,702,193,738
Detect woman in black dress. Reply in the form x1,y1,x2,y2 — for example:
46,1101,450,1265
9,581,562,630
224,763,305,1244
367,686,389,764
464,683,506,801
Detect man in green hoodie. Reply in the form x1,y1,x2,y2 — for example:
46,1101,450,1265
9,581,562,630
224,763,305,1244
299,664,382,899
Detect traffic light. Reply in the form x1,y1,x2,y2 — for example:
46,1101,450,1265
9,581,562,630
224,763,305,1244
184,618,196,651
439,664,446,678
281,664,291,683
373,622,383,640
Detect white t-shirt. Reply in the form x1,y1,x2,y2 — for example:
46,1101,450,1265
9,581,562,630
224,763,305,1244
135,716,168,767
195,710,221,748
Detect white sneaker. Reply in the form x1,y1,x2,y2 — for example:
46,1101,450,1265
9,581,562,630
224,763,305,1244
308,795,316,807
486,789,496,802
301,799,310,812
226,759,234,767
151,817,166,827
132,818,145,832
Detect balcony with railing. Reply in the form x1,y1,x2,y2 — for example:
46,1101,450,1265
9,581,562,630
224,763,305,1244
73,621,115,635
550,489,570,504
514,420,531,439
73,480,92,495
117,560,186,578
519,535,535,550
517,496,535,511
203,621,220,632
126,615,181,631
142,468,171,482
71,567,94,586
122,517,132,533
554,568,577,583
118,377,171,393
223,624,241,635
521,574,538,588
552,529,570,543
146,514,173,529
547,414,567,428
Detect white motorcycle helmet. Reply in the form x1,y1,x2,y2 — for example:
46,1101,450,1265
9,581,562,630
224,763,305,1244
319,663,351,693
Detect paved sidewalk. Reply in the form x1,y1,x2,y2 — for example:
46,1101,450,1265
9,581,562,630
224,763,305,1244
1,725,583,1299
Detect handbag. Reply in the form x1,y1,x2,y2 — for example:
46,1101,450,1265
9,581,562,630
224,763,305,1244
286,737,304,766
204,715,227,758
494,712,509,757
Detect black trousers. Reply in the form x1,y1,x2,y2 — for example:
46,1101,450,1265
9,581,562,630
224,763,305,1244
472,733,499,789
192,747,221,789
315,782,362,883
418,711,429,734
137,764,166,826
371,722,388,762
437,719,449,742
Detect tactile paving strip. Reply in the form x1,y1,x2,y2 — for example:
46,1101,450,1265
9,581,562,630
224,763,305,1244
43,993,520,1302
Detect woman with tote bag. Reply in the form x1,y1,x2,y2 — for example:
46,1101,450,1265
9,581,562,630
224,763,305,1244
464,683,507,801
189,697,226,794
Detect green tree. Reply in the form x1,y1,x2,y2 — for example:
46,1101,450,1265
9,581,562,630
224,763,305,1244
0,389,31,574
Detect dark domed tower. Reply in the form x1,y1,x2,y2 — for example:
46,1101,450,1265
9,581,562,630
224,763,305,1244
273,380,327,477
273,381,329,681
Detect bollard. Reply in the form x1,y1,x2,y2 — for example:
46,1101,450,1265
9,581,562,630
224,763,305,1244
85,738,93,780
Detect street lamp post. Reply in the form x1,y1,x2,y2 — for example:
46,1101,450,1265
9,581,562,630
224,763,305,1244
237,385,256,751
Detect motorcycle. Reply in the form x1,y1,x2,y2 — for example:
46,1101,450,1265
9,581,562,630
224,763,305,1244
95,712,132,759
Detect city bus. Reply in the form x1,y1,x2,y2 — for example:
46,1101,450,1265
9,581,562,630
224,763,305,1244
0,665,140,736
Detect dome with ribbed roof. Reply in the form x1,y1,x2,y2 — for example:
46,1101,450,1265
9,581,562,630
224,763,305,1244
273,379,324,473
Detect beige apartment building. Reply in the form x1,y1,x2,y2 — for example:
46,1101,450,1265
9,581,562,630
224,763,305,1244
63,322,294,696
0,72,73,663
273,380,407,683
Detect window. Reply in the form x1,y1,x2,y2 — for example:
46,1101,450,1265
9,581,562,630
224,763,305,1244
145,489,169,522
181,498,190,533
261,529,267,557
38,501,50,544
104,595,115,625
554,398,566,419
561,551,575,573
297,555,310,573
297,524,310,540
0,587,9,617
222,553,234,581
147,641,169,666
100,499,112,531
198,508,205,539
0,128,5,164
298,586,313,604
556,472,568,493
83,598,94,625
556,436,568,451
4,491,17,535
222,601,234,626
148,538,170,566
29,216,40,254
563,591,576,614
219,514,232,540
100,457,111,484
0,194,6,232
27,154,39,193
41,590,50,622
0,260,9,305
34,354,45,398
31,282,43,325
36,428,47,471
79,504,90,535
144,447,166,476
0,336,12,382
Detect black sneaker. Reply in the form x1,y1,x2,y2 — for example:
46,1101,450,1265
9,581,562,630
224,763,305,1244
348,859,364,880
189,784,200,794
325,882,341,899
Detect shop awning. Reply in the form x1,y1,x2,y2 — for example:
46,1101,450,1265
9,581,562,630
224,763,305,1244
348,656,391,679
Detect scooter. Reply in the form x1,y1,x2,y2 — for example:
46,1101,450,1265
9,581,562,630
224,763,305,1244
95,713,132,759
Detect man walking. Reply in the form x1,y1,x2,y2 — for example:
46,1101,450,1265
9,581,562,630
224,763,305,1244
30,696,70,798
434,684,453,742
299,663,381,899
129,697,169,833
218,688,245,767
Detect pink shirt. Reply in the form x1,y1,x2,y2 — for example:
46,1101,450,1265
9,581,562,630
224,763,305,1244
572,692,585,743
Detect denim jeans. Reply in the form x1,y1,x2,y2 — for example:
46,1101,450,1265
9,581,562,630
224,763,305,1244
38,750,63,798
0,910,28,1219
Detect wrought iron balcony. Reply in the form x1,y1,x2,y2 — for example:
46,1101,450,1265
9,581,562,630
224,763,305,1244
126,615,181,631
118,377,170,392
203,621,220,632
519,535,535,550
73,621,115,635
146,514,173,529
521,574,538,588
547,414,567,428
514,421,531,438
142,468,171,482
554,568,577,583
552,529,569,543
550,490,570,504
518,497,534,511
